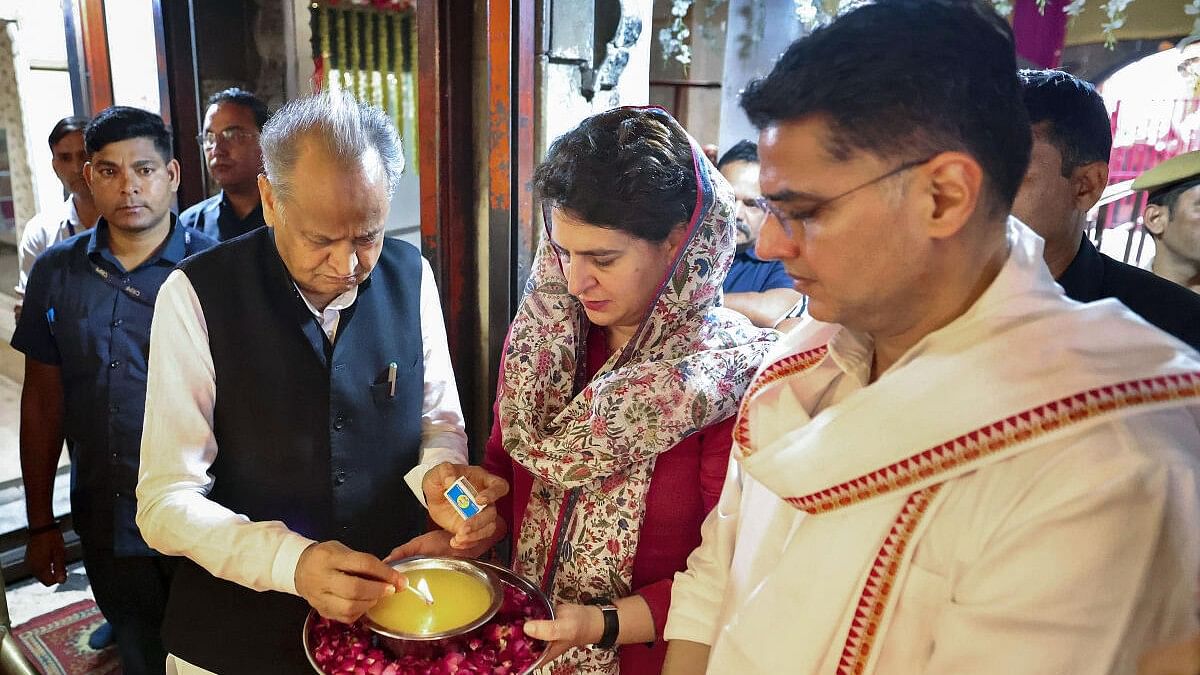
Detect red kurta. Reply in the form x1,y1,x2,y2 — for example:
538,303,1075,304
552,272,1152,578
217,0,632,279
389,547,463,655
484,329,734,674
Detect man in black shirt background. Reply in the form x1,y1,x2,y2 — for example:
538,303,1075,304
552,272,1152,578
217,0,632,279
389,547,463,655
1011,68,1200,350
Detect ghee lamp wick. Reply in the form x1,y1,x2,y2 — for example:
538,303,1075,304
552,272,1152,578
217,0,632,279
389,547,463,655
406,578,434,606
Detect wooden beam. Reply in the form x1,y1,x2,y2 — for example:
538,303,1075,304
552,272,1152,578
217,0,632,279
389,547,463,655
486,0,513,395
485,0,537,401
417,0,484,450
77,0,112,114
514,0,535,292
157,0,206,209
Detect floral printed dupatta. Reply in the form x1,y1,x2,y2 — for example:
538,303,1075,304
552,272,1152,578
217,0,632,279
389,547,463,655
498,108,777,674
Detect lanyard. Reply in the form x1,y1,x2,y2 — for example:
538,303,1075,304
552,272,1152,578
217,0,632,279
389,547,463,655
86,229,195,308
90,262,157,308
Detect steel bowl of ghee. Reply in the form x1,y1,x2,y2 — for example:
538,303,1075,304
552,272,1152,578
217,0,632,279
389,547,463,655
363,556,503,641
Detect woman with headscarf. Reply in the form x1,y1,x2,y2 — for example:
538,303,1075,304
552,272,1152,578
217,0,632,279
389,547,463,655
481,107,776,674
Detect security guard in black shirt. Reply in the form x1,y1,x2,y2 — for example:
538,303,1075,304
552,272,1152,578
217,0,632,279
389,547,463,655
1013,69,1200,351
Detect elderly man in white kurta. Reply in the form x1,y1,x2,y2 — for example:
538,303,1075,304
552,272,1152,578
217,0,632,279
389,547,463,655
662,2,1200,674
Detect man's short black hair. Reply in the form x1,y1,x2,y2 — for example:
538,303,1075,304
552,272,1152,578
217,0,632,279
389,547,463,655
208,87,270,130
48,116,89,149
717,140,758,170
740,0,1030,215
84,106,173,162
1019,69,1111,178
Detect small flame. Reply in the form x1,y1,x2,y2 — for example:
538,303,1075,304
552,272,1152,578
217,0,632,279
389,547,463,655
415,578,434,605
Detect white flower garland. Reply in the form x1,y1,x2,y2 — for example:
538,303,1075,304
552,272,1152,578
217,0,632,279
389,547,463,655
657,0,1160,64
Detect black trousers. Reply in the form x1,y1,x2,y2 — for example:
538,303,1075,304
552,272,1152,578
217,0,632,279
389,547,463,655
81,543,177,675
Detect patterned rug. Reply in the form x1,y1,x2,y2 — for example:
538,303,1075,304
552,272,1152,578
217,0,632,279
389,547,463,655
12,599,121,674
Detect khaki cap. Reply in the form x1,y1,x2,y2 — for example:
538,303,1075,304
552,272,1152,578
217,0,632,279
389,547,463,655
1132,150,1200,194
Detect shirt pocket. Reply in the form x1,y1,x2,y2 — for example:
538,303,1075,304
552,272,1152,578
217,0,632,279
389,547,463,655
56,317,103,384
370,355,420,407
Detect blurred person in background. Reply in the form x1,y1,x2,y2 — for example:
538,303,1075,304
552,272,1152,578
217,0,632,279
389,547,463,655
14,116,98,321
1012,68,1200,349
1137,150,1200,294
178,88,268,241
717,140,806,329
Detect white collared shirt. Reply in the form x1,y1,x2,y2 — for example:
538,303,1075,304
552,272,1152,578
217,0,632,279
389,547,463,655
136,255,467,598
15,196,85,299
294,282,358,342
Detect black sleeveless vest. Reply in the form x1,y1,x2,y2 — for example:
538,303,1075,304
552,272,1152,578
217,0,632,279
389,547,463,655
161,228,427,673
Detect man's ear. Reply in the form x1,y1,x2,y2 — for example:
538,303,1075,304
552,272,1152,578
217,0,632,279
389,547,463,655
258,173,278,229
1143,202,1168,238
1071,161,1108,213
166,158,181,192
921,151,982,240
83,161,93,188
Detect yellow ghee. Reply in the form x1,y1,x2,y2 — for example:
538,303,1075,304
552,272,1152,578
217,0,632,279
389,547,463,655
366,568,493,635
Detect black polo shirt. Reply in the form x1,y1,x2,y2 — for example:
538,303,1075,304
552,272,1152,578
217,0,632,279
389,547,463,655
11,218,217,555
1058,235,1200,350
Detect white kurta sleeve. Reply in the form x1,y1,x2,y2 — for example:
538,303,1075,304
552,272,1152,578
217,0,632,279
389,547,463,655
136,270,315,595
921,418,1199,675
402,257,469,505
665,454,746,645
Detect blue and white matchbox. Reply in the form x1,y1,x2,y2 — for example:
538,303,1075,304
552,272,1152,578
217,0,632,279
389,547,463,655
444,476,483,520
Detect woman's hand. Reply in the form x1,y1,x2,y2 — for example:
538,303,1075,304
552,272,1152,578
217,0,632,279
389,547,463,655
384,523,504,563
421,463,509,549
523,603,605,663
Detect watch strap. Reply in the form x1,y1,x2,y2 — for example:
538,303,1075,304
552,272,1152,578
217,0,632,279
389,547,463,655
593,602,619,649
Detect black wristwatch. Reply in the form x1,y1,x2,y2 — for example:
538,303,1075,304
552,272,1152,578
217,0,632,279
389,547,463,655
590,600,619,649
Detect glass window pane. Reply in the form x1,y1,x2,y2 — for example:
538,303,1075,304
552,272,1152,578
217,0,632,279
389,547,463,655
22,69,73,215
104,0,161,114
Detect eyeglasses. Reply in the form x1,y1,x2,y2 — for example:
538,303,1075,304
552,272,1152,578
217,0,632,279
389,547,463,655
737,198,766,220
755,156,935,236
196,128,259,149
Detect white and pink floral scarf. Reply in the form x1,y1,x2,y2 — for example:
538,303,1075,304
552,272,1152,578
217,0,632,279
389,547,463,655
497,108,777,674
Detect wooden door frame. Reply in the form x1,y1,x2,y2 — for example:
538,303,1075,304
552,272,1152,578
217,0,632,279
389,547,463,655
157,0,205,209
417,0,536,452
417,0,486,448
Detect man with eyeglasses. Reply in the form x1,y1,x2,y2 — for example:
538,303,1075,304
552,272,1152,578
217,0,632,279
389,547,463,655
664,2,1200,673
716,140,805,329
178,88,269,241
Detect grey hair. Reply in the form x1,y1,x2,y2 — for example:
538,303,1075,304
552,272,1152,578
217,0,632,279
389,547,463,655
260,91,404,201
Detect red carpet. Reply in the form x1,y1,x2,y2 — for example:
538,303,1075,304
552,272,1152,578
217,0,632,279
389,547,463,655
12,599,121,674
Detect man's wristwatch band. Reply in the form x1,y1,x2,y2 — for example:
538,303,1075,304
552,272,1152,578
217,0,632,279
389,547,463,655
592,601,619,649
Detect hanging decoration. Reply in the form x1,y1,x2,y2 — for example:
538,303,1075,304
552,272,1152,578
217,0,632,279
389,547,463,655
659,0,1166,64
316,0,415,9
309,1,417,164
659,0,693,65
